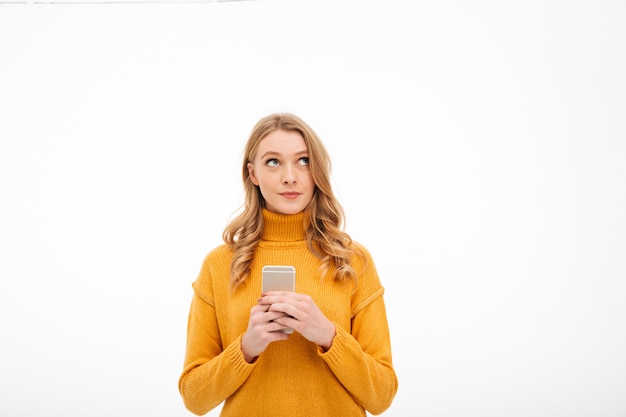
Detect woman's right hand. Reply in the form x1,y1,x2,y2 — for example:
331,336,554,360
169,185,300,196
240,302,291,363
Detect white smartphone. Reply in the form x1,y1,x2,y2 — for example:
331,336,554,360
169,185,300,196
262,265,296,334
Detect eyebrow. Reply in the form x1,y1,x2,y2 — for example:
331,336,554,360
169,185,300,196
259,150,309,159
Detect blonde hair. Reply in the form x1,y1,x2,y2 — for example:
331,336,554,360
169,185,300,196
223,113,360,288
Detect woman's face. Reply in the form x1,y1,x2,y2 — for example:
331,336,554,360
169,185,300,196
247,129,315,215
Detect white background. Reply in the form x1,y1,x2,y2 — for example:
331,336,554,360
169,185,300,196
1,1,625,416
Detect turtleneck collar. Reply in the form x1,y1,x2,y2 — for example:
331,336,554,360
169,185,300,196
261,208,307,242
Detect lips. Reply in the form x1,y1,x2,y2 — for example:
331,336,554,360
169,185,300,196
280,192,300,199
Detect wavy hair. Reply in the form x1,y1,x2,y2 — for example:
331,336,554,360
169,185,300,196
222,113,361,288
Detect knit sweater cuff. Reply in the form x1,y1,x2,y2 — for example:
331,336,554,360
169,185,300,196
226,334,257,375
317,322,354,358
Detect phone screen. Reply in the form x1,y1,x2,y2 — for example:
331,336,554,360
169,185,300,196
261,265,296,334
262,265,296,293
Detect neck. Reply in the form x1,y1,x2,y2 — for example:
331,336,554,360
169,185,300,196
261,209,307,242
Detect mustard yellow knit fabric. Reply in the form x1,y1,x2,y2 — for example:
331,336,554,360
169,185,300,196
179,209,398,417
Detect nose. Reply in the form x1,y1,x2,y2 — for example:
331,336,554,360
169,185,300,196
282,164,297,184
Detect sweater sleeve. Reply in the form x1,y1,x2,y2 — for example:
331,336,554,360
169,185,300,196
318,247,398,415
178,281,255,415
320,293,398,415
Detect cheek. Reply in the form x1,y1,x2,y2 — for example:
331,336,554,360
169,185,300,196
304,173,315,189
257,173,279,194
256,172,273,187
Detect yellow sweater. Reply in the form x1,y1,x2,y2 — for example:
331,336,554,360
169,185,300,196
179,209,398,416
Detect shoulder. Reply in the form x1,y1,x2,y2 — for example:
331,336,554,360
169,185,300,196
193,243,233,302
350,240,372,256
348,240,386,314
348,240,382,287
204,243,233,264
199,243,234,278
349,240,376,270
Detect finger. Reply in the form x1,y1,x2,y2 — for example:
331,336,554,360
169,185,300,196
264,310,289,322
268,302,299,320
272,315,297,329
260,290,298,300
267,321,292,333
260,295,300,307
250,303,272,313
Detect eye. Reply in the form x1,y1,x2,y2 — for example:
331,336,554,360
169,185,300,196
266,158,280,167
297,157,309,166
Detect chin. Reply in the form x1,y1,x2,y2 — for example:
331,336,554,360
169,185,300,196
278,207,305,215
267,203,305,215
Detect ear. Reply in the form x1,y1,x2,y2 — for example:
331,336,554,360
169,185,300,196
247,163,259,186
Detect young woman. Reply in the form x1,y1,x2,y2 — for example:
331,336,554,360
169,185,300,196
178,113,398,416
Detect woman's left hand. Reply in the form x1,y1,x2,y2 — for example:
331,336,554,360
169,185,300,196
258,291,336,351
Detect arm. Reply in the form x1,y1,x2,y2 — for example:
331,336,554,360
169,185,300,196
178,293,255,416
320,292,398,415
258,291,397,414
261,246,399,414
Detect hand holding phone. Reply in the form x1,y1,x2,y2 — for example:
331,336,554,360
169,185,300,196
262,265,296,334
